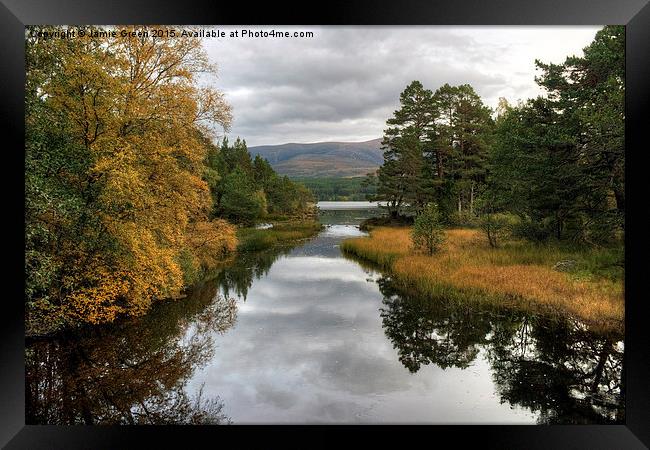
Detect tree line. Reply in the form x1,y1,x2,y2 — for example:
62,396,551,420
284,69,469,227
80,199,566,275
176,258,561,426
369,26,624,245
292,176,377,201
25,26,313,335
204,136,314,224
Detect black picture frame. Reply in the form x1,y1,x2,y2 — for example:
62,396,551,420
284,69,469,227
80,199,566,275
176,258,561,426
2,0,649,448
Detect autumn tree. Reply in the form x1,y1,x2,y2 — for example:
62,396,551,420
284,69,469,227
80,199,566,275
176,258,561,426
26,278,237,424
25,26,235,333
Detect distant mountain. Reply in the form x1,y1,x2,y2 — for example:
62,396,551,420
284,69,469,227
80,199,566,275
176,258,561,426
248,138,383,178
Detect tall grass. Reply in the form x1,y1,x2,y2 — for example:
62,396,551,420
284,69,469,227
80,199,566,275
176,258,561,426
340,227,412,268
342,227,624,332
237,220,323,252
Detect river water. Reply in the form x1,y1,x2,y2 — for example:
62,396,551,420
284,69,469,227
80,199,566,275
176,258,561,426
25,202,624,424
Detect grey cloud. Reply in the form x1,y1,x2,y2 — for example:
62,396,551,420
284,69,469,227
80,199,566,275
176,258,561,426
201,26,600,145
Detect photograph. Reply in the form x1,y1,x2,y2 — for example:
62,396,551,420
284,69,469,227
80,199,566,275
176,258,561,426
23,24,626,426
2,0,649,446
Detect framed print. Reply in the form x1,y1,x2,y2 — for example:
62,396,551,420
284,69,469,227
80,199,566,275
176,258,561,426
2,0,649,448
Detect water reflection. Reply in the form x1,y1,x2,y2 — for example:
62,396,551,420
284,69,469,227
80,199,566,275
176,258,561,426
214,216,334,301
487,315,624,424
26,208,624,424
214,245,294,300
26,280,236,425
379,279,491,372
377,276,624,424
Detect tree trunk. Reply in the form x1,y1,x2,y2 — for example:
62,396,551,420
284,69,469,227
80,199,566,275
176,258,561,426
470,182,474,215
614,186,625,229
389,200,398,219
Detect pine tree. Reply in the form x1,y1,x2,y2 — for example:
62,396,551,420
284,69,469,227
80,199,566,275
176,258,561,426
432,84,493,217
535,25,624,237
376,81,436,217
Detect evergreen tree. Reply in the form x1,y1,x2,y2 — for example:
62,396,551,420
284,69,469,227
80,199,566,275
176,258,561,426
205,136,315,222
485,26,625,243
535,25,624,237
376,81,436,217
487,98,584,240
219,167,266,225
252,154,275,190
432,84,493,217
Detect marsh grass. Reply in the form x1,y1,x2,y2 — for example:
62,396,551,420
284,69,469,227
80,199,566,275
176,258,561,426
340,227,412,268
341,227,624,332
237,220,323,252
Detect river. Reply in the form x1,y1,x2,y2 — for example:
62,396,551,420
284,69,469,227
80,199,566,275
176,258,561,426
25,202,624,424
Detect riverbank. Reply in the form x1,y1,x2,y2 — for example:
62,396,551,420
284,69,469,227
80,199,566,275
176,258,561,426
341,227,624,333
25,218,321,339
236,220,323,252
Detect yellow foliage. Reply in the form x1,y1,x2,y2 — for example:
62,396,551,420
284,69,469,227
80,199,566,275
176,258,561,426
186,219,238,268
29,26,235,326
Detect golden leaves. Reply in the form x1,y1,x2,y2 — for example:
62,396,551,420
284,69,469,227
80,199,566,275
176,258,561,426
28,26,235,327
185,219,238,268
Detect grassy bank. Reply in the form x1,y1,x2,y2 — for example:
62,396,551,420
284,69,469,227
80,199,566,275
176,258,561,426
341,227,624,332
237,220,323,252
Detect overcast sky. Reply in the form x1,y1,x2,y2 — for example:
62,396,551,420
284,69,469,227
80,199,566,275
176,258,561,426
200,26,602,146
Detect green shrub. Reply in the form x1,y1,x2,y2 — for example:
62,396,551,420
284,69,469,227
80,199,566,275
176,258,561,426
236,221,322,252
411,204,445,255
479,213,519,248
359,215,412,231
447,210,478,227
512,217,552,242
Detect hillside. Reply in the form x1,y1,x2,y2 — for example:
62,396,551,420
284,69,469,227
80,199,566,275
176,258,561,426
248,138,383,178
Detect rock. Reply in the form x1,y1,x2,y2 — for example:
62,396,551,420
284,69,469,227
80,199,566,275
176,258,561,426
553,260,577,272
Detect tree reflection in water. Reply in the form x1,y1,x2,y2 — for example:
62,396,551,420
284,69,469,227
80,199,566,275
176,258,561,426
377,276,624,424
379,277,492,372
26,227,624,425
213,245,293,300
26,235,307,425
26,280,237,425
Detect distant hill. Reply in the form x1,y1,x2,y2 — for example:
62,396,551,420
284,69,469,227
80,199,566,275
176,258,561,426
248,138,383,178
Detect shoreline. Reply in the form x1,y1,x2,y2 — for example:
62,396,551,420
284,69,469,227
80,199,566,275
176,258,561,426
26,217,323,339
341,227,624,334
